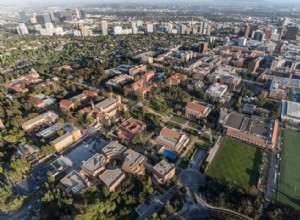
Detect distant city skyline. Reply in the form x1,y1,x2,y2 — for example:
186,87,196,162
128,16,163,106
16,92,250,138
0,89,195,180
1,0,300,5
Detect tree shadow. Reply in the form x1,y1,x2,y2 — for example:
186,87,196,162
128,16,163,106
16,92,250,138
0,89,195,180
247,148,262,186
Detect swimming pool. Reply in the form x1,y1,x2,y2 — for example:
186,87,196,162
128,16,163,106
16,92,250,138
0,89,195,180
161,149,177,160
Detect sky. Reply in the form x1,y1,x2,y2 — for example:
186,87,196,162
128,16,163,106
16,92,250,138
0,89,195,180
0,0,299,5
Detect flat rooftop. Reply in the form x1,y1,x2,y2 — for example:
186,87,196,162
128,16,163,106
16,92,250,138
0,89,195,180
99,168,124,187
122,149,145,169
59,170,86,194
101,141,127,158
81,153,106,175
95,97,116,111
153,160,175,176
286,100,300,119
224,112,270,138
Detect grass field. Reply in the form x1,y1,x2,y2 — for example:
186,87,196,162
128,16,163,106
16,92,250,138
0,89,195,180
207,137,262,188
277,130,300,210
171,116,187,124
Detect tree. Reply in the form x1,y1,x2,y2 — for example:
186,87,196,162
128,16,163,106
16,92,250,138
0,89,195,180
40,145,54,157
102,186,110,198
124,110,131,119
3,134,17,143
56,128,64,137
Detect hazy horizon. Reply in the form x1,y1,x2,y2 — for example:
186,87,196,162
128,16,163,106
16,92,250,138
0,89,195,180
1,0,300,6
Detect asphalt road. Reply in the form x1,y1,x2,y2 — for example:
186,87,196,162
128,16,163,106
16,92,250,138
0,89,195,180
2,191,42,220
189,148,207,170
137,186,177,220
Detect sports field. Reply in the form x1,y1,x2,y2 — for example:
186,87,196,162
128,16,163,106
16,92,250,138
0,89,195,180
207,137,262,188
277,130,300,210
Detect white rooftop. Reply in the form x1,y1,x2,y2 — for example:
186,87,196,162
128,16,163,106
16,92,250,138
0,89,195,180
286,100,300,118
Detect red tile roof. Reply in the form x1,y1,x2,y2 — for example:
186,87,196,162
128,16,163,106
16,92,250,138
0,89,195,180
186,102,208,113
60,99,74,108
83,90,97,97
160,127,181,140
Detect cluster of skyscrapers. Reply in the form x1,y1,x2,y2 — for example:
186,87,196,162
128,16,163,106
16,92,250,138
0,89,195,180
109,20,211,36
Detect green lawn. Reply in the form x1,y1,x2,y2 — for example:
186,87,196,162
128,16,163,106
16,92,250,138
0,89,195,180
171,116,187,124
165,121,182,130
188,121,202,130
207,137,262,189
149,97,171,116
278,130,300,210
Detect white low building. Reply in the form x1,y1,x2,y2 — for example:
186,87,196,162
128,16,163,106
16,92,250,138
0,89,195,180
281,100,300,125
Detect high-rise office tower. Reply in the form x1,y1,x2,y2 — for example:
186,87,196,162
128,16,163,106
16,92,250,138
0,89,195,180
101,21,108,36
35,24,42,31
131,21,137,29
45,23,54,29
264,28,271,40
17,23,29,35
75,7,81,19
249,24,259,38
80,10,86,19
285,25,299,40
238,37,247,47
199,22,203,35
81,26,92,37
244,23,250,38
223,36,230,45
65,8,73,21
35,15,45,24
132,26,138,34
180,24,186,34
167,23,173,34
30,14,37,24
19,11,29,24
281,17,290,26
203,22,208,34
113,26,122,35
146,23,153,33
253,30,265,41
43,13,52,23
192,25,198,34
206,25,211,35
137,20,143,27
49,7,59,21
199,42,208,53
